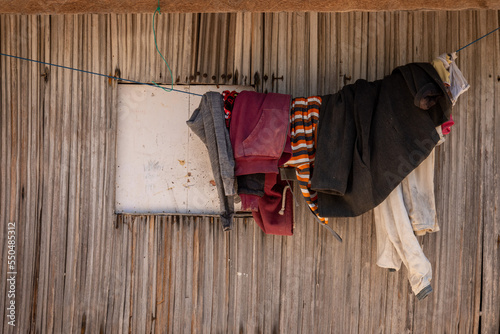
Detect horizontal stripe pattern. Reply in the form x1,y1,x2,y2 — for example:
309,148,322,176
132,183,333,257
286,97,327,223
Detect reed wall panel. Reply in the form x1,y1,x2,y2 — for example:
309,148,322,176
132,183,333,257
0,10,499,333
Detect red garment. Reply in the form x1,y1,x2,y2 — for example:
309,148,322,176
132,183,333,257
222,90,238,128
229,91,293,235
441,114,454,135
230,91,292,175
252,174,294,236
240,194,260,211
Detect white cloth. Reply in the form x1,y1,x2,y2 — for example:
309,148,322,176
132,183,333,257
402,150,439,236
435,125,445,146
436,52,470,104
374,150,438,298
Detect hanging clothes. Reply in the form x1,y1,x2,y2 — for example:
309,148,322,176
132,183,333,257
431,56,452,87
401,150,439,236
431,52,470,105
186,92,237,231
374,57,468,300
230,91,293,211
431,56,455,136
252,173,294,236
230,90,294,235
222,90,238,128
311,63,452,217
444,52,470,103
236,173,265,211
374,150,438,300
431,53,470,137
285,96,327,224
440,115,455,135
230,91,292,175
374,184,433,300
431,52,469,137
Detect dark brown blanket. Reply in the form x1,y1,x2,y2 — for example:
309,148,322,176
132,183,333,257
311,63,452,217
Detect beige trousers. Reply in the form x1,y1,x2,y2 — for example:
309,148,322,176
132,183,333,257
373,150,438,299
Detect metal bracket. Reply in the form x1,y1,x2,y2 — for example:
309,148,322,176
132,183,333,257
271,73,284,92
40,67,49,82
341,74,351,86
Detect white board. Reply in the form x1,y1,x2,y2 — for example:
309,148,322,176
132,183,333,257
116,85,250,214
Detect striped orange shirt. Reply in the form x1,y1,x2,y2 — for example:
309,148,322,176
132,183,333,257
286,96,327,224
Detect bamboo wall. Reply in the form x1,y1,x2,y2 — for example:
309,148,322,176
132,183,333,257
0,10,499,333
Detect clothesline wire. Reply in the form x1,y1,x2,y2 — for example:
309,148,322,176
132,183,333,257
0,52,204,97
456,26,500,53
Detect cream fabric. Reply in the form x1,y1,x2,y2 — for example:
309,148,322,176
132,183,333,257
374,150,438,298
